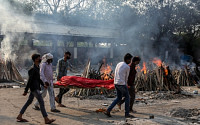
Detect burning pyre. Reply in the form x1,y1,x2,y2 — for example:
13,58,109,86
69,58,199,97
135,58,197,92
69,59,115,97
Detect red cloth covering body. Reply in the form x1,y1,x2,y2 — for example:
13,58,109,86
54,76,115,89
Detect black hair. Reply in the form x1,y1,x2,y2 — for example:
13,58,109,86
31,54,40,62
132,56,141,62
65,51,71,56
124,53,133,62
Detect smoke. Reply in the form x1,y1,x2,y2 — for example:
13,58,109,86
0,0,38,65
0,0,197,68
113,1,185,66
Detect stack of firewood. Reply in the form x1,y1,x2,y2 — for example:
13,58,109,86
172,68,197,86
0,59,24,83
69,59,115,97
134,65,197,92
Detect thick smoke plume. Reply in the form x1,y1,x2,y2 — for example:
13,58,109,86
0,0,37,64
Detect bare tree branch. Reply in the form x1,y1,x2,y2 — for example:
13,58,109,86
68,0,85,12
43,0,54,14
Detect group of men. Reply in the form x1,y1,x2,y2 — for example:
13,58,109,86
16,51,72,124
16,51,140,124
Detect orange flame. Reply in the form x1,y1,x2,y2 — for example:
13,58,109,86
165,69,168,76
152,58,162,67
100,64,112,80
141,62,147,74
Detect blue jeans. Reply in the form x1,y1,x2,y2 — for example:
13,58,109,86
20,90,48,117
107,85,130,116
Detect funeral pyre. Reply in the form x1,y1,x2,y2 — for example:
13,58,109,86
67,58,199,97
67,59,115,97
0,58,24,83
135,58,199,92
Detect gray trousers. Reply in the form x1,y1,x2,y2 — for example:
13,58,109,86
20,90,48,117
34,85,56,110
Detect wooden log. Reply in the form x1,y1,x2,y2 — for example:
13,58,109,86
11,61,24,82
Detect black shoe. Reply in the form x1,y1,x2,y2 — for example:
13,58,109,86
104,111,112,117
51,109,60,112
125,114,136,118
33,106,40,110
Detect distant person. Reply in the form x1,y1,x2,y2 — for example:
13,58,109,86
16,54,55,124
104,53,134,118
55,51,73,107
34,53,60,112
118,56,141,113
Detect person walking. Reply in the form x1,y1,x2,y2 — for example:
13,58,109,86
16,54,55,124
34,53,60,112
104,53,134,118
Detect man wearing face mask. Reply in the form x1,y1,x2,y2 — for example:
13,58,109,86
17,54,55,124
34,53,60,112
55,51,72,107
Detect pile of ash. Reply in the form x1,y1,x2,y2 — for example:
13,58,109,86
138,91,193,100
170,108,200,118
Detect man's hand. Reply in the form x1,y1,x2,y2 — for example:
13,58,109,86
57,77,60,81
44,82,49,88
23,92,27,96
44,85,48,89
45,82,50,86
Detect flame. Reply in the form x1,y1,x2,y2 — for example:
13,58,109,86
152,58,162,67
100,64,112,80
141,62,147,74
165,68,168,76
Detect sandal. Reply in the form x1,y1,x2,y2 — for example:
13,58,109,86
45,119,56,124
57,104,66,107
17,118,29,122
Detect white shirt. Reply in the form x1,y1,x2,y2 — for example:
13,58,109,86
114,62,130,85
40,62,54,86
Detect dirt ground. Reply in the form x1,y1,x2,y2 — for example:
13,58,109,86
1,86,200,125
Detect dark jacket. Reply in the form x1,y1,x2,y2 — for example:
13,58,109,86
24,64,44,93
127,63,137,86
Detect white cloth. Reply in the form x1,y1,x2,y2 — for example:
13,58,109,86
41,53,53,63
114,62,130,85
40,62,54,84
34,59,56,110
